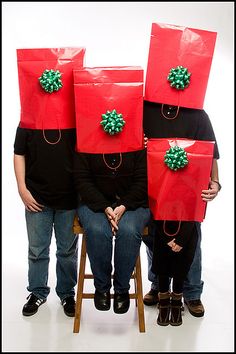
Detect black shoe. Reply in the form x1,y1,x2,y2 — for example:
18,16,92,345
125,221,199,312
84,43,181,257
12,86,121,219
94,290,111,311
114,292,130,314
62,296,76,317
22,293,46,316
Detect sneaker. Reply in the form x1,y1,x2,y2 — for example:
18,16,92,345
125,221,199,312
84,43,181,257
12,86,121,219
62,296,76,317
22,293,46,316
143,289,159,306
184,299,205,317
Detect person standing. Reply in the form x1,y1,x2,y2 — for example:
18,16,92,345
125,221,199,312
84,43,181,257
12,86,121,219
143,22,220,320
143,102,221,321
14,128,79,317
14,47,85,317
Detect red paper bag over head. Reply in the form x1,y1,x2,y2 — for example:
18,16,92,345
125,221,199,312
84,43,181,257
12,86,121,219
73,66,144,153
17,47,85,129
145,23,217,109
147,138,215,222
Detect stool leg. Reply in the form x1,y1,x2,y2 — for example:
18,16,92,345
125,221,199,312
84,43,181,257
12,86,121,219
73,235,86,333
135,254,145,333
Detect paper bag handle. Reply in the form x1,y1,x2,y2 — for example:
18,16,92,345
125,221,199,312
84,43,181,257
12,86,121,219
163,220,181,237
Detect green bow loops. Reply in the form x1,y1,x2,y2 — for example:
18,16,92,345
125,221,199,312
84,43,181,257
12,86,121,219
39,69,63,93
164,146,188,171
100,109,125,135
167,66,191,90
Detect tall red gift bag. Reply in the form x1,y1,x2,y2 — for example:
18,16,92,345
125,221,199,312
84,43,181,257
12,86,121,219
73,66,144,153
147,138,215,222
17,47,85,129
145,23,217,109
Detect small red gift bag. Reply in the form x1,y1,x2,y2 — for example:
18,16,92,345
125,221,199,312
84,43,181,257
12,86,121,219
145,23,217,109
17,47,85,129
147,138,215,222
73,66,144,153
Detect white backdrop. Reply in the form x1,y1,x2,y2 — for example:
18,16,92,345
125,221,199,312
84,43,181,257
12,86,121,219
2,1,234,302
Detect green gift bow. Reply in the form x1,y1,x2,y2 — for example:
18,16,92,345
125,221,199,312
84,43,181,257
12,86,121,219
164,145,188,171
100,109,125,135
39,69,63,93
167,66,191,90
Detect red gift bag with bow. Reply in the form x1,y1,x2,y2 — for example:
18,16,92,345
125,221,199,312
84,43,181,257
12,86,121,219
145,23,217,109
17,47,85,129
147,138,215,222
73,66,144,153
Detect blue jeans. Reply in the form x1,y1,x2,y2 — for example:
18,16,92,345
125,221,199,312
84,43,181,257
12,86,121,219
143,221,204,301
78,205,151,293
25,207,78,301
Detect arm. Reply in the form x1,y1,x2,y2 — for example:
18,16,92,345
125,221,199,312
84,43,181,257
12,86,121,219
118,149,148,209
73,152,119,233
201,158,221,202
14,154,43,211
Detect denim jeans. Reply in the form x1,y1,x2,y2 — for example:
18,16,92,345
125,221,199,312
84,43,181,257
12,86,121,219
25,207,78,301
143,221,204,301
78,204,151,294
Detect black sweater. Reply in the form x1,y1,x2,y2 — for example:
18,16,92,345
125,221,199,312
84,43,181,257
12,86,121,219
73,149,149,212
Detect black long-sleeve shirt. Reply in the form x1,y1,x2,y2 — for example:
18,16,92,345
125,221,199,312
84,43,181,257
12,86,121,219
73,149,149,212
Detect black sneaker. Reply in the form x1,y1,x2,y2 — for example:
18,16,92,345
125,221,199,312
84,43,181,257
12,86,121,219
62,296,76,317
22,293,46,316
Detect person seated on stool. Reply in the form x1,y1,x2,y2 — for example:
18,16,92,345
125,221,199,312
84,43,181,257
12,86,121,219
73,149,150,314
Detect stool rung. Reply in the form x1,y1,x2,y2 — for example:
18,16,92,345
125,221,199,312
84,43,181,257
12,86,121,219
84,274,136,279
81,293,138,299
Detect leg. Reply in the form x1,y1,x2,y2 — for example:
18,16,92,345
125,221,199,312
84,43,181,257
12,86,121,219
23,208,53,316
142,219,161,305
183,222,203,299
113,207,150,314
113,207,151,293
157,275,171,326
183,222,205,317
25,207,53,299
77,204,113,293
54,209,78,301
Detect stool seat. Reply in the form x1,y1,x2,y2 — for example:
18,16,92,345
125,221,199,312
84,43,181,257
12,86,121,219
72,217,147,333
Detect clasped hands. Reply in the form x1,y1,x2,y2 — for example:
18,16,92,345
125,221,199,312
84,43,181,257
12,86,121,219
167,239,183,253
105,205,126,235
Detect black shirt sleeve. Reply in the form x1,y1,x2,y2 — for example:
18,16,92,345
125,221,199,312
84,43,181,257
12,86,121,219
194,110,220,159
14,126,28,155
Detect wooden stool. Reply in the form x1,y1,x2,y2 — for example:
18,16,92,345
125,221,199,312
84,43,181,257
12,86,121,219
72,217,148,333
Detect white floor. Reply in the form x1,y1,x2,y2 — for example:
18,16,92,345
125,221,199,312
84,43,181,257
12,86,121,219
2,226,234,353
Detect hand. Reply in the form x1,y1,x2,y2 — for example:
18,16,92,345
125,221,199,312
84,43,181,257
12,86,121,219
167,239,183,252
105,206,119,234
113,205,126,224
144,134,148,149
201,180,220,202
19,187,44,212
